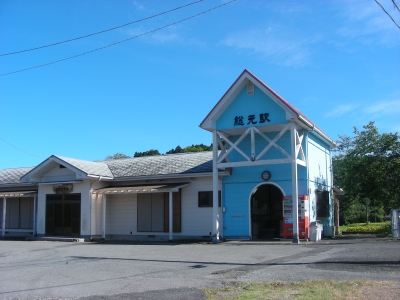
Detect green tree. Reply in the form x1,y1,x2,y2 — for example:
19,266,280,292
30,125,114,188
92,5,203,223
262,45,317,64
333,122,400,224
166,144,213,154
105,153,130,160
166,145,184,154
133,149,161,157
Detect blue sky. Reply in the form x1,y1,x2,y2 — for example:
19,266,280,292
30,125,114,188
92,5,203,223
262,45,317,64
1,0,399,169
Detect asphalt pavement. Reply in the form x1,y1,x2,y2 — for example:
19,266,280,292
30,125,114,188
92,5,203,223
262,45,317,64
0,236,399,299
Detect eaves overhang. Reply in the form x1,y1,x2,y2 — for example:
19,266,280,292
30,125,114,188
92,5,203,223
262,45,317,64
111,170,228,182
92,182,190,195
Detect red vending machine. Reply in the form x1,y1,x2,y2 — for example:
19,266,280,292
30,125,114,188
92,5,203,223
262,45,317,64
282,195,309,239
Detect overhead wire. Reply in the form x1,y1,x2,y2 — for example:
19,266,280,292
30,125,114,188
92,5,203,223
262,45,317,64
0,137,44,158
392,0,400,12
0,0,203,57
375,0,400,29
0,0,236,77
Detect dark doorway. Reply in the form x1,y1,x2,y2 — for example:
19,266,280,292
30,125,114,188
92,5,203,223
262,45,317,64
251,184,283,239
46,194,81,236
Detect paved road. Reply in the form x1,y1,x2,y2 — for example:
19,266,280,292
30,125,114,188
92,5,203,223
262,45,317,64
0,237,399,299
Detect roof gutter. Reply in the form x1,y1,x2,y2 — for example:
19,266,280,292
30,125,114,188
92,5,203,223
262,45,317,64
297,116,336,147
0,183,38,188
86,174,114,181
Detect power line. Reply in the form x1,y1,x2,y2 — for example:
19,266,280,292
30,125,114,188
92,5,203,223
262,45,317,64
0,137,44,158
0,0,236,77
375,0,400,29
392,0,400,12
0,0,203,57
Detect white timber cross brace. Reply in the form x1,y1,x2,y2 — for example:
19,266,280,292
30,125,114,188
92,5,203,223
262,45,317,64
215,123,306,169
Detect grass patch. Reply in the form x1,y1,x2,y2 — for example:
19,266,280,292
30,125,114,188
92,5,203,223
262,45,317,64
340,222,391,235
205,280,382,300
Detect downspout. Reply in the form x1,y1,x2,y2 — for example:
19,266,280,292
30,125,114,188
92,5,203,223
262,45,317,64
330,150,334,229
305,131,311,228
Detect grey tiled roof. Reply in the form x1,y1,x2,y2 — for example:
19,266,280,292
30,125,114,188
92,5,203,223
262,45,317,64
0,167,34,185
0,152,215,185
55,156,114,178
105,151,214,178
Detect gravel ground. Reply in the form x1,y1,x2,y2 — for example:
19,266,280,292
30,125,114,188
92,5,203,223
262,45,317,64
0,236,399,299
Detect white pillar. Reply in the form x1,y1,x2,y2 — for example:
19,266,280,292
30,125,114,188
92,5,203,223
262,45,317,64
169,191,173,241
102,194,106,239
33,195,37,236
212,130,219,243
2,197,6,237
290,122,300,244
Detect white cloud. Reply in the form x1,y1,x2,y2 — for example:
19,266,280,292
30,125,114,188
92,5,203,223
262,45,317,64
133,1,145,11
325,104,357,117
220,27,320,67
364,99,400,116
127,26,206,47
335,0,400,48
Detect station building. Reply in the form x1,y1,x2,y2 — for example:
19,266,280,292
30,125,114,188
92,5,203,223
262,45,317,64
0,70,335,242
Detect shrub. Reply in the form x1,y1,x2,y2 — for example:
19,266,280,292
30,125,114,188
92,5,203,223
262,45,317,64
343,222,391,234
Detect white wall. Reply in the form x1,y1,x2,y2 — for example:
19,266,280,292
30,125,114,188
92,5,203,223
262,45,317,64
90,180,110,237
102,176,221,238
41,167,76,182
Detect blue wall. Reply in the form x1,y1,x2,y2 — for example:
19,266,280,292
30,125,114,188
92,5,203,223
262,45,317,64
211,80,334,238
307,133,333,230
217,85,287,130
222,131,308,238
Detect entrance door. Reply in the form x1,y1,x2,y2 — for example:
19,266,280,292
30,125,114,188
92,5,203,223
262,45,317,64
46,194,81,236
251,184,283,239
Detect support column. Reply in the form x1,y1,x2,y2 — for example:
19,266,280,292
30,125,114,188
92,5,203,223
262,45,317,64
334,196,340,235
212,130,219,243
2,197,6,237
102,194,106,239
169,191,173,241
33,195,37,237
290,122,300,244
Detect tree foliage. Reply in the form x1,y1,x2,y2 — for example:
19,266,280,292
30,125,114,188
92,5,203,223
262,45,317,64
333,122,400,224
104,143,213,160
166,143,213,154
105,153,130,160
133,149,161,157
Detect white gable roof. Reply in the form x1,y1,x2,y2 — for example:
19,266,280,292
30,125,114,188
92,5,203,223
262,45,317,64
20,155,113,183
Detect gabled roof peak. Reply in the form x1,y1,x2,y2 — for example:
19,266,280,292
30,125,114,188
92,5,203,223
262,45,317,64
200,69,334,146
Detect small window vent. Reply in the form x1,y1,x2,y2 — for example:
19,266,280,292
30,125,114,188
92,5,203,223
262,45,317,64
247,81,254,95
59,165,66,168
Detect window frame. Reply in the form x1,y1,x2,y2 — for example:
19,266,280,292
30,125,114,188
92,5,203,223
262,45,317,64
198,191,221,207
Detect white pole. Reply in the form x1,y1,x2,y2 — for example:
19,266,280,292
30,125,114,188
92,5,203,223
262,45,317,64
169,191,173,241
291,122,300,244
33,195,37,237
212,130,219,243
102,194,106,239
2,197,6,237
